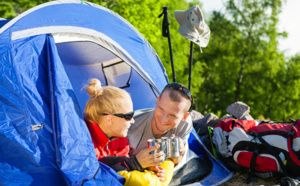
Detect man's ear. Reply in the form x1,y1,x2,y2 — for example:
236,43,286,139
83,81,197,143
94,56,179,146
181,112,190,121
155,96,160,106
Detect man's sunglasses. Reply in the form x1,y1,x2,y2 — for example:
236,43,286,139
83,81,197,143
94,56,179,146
100,111,134,121
166,83,193,101
166,82,193,110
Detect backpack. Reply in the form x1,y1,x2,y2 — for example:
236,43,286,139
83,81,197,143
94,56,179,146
212,118,300,183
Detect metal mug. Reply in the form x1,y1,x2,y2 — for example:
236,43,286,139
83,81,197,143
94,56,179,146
147,139,166,161
161,137,180,158
161,137,171,158
168,137,180,158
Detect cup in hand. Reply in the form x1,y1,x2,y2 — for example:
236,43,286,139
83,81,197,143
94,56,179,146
147,139,166,162
162,136,180,158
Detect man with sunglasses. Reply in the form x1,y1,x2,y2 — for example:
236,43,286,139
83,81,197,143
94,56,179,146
127,83,194,173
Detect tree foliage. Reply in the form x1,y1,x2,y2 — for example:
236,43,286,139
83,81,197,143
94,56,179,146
194,0,300,120
1,0,299,121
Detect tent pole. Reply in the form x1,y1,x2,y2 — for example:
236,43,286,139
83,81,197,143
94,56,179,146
159,7,176,83
188,41,193,90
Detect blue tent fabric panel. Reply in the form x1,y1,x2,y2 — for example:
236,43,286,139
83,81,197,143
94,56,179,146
0,33,125,185
44,34,95,184
123,69,160,110
0,162,33,185
0,34,66,185
0,19,10,28
187,129,233,185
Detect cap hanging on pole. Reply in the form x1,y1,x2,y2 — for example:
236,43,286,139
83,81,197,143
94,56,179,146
174,5,210,92
174,5,211,51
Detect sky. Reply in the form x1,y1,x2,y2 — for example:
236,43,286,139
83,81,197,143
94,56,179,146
200,0,300,57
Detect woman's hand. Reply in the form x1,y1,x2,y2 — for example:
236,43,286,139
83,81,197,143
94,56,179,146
148,166,166,182
136,144,165,168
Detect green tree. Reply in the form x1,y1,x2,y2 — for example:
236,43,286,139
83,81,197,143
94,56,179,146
272,54,300,121
0,0,51,16
194,0,300,120
0,2,16,19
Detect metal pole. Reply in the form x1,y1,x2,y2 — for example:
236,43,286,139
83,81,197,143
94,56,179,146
159,7,176,82
164,8,176,83
167,27,176,83
188,41,193,90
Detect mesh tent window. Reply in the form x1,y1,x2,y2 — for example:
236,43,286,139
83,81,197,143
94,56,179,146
102,60,131,88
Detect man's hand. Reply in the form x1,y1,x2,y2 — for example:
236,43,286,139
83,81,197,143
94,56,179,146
170,134,184,165
148,166,166,182
136,144,165,168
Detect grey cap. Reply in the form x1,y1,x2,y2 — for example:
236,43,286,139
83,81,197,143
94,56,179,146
174,5,211,47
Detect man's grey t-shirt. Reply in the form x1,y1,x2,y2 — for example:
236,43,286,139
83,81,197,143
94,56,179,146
127,108,193,157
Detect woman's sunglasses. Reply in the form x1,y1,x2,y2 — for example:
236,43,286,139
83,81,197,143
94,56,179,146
100,111,134,121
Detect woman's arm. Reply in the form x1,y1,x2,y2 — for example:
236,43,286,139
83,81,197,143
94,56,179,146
100,155,144,172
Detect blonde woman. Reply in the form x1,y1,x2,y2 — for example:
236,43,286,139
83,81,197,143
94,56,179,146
84,79,174,186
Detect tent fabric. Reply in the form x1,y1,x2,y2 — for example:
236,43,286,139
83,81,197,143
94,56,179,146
0,1,233,185
0,0,168,112
0,19,9,28
0,32,124,185
187,129,234,185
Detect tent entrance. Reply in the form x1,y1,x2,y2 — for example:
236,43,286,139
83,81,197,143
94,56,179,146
53,32,132,88
53,32,157,112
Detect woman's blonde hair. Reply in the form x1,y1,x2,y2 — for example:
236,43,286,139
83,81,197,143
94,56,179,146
84,78,131,123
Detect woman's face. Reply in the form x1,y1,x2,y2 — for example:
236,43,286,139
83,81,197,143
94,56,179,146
108,97,134,138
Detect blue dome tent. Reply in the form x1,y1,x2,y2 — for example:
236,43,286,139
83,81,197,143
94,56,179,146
0,1,232,185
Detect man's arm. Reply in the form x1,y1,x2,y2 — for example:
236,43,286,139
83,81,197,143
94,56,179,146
181,115,193,143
